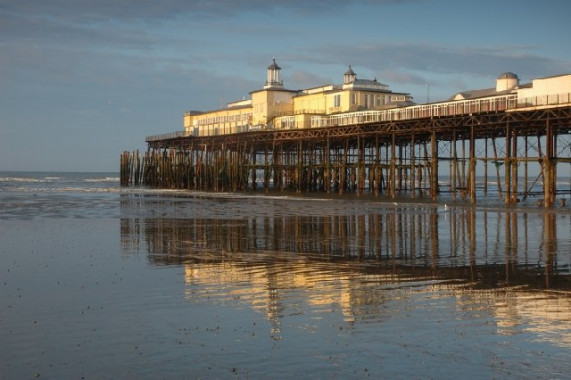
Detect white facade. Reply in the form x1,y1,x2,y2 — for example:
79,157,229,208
517,74,571,99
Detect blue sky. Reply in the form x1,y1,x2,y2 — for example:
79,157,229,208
1,0,570,172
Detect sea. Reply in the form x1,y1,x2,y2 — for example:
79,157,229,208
1,171,570,379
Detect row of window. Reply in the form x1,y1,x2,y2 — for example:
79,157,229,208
195,92,411,128
334,93,384,107
196,113,252,126
193,92,412,128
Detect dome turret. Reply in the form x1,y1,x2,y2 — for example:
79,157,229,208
496,72,519,92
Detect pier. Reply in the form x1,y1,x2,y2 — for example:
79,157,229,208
121,61,571,207
121,96,571,207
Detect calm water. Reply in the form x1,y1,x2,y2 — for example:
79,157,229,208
1,172,570,379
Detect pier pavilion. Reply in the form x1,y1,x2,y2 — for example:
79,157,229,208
182,59,414,136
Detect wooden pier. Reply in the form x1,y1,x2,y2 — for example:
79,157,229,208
121,104,571,207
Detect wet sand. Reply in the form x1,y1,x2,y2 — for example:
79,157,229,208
1,190,570,378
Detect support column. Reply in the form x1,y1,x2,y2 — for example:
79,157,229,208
469,119,477,204
339,140,347,194
430,130,439,201
544,117,555,207
297,140,303,193
523,135,529,200
492,137,503,196
358,136,365,195
461,138,466,197
452,131,457,200
390,132,396,199
375,135,381,196
511,129,518,203
410,134,416,198
504,120,512,205
325,134,331,193
250,145,257,191
264,143,270,193
484,137,488,197
398,144,403,192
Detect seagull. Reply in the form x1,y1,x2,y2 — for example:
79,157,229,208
436,203,449,214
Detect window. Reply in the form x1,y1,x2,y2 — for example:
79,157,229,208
352,93,358,105
333,94,341,108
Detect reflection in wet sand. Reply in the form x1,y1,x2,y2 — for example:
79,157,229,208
492,291,571,345
120,194,570,342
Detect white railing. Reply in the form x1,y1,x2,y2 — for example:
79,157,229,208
145,130,190,142
323,94,517,127
320,92,571,127
516,92,571,107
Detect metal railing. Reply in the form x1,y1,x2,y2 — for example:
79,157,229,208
320,92,571,127
145,130,190,142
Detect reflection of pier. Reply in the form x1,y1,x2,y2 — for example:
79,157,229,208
120,197,570,338
120,201,570,290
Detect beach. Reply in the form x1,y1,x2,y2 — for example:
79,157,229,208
1,172,570,378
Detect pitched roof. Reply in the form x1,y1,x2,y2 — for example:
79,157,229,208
354,78,386,87
448,85,529,101
267,58,281,70
343,78,390,91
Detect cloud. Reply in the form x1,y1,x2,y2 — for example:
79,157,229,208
1,0,410,22
378,69,427,86
300,42,571,81
287,70,334,89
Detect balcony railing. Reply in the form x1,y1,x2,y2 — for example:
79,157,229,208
145,130,190,142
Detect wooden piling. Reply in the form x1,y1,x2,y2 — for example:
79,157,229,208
430,130,438,201
410,134,416,198
544,117,556,207
483,137,488,197
469,120,476,204
505,120,512,204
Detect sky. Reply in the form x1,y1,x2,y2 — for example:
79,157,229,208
1,0,570,172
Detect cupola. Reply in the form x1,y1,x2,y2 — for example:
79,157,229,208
344,65,357,84
264,58,283,89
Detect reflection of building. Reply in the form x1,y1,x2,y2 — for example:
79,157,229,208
183,258,571,346
183,58,413,135
453,290,571,348
183,259,413,336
